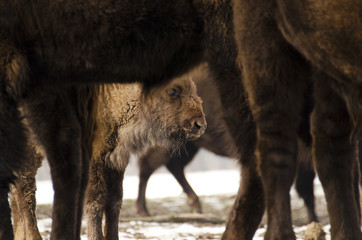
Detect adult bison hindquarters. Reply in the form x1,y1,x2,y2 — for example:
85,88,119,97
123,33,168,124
232,0,362,239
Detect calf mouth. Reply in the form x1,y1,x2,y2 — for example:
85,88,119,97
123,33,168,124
186,132,203,141
182,117,207,141
183,122,207,141
167,126,205,148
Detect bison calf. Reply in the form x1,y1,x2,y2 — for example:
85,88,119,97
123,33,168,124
85,69,206,240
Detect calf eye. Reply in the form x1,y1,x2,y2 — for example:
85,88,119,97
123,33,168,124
167,87,181,97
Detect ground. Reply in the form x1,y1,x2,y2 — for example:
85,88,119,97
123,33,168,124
34,169,345,240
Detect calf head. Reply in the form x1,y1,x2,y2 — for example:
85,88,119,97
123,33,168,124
140,73,207,147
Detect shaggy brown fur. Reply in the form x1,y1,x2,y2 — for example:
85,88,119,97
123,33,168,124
9,148,43,240
0,1,247,239
85,70,206,240
232,1,362,239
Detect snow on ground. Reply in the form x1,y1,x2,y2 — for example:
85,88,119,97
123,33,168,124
35,169,334,239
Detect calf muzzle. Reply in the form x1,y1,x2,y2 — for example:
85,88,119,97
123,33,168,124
184,116,207,140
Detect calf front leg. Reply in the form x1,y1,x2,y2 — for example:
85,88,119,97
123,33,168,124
104,166,124,240
311,71,362,240
86,161,107,240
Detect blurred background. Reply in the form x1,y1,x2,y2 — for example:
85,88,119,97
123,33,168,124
35,148,239,181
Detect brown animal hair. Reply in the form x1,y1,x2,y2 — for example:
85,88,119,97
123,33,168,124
1,0,249,239
84,72,206,240
232,0,362,239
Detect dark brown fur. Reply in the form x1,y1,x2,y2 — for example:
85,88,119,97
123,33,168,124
9,148,43,240
1,0,251,239
0,1,240,239
232,0,362,239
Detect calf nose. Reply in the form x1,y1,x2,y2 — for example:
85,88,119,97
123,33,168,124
186,116,207,139
194,118,206,132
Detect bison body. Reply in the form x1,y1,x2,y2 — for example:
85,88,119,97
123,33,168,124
232,0,362,239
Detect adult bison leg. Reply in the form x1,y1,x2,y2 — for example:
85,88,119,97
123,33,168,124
45,115,82,240
73,146,90,240
165,143,201,213
207,48,265,239
233,2,310,239
0,184,13,240
0,45,31,240
10,149,43,240
359,142,362,185
311,71,362,240
222,155,264,240
21,88,83,240
207,60,265,239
